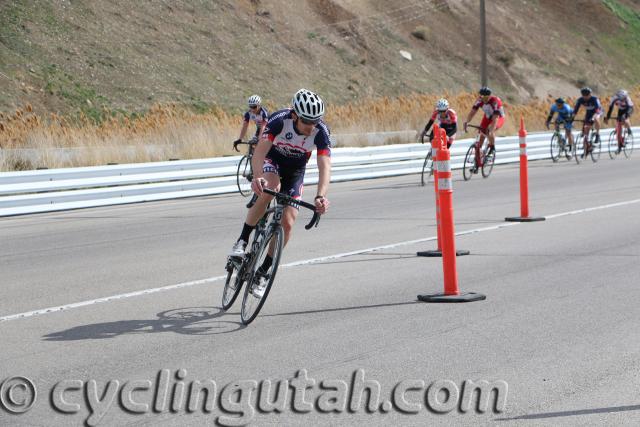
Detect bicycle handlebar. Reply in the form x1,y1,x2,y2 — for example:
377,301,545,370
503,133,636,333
233,140,258,152
262,188,321,230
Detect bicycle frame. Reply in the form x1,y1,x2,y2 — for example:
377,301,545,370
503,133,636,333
468,125,490,167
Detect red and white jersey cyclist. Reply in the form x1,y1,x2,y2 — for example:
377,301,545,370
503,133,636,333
420,98,457,147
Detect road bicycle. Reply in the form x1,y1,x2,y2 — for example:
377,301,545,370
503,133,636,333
549,121,573,162
573,119,601,164
233,139,258,197
607,123,634,159
463,124,496,181
420,132,434,186
221,188,320,325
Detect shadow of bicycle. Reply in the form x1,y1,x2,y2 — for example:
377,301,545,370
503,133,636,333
42,307,244,341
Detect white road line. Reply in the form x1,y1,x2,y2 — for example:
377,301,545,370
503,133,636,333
0,277,227,322
544,198,640,219
1,198,638,323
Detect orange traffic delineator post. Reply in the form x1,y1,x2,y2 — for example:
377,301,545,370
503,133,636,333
505,117,546,222
417,124,470,258
418,128,485,303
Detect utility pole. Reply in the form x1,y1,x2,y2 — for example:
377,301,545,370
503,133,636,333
480,0,487,87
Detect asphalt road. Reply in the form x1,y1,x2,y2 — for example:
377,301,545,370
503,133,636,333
1,153,640,426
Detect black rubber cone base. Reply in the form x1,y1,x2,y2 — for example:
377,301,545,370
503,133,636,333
505,216,546,222
417,292,486,303
416,249,470,257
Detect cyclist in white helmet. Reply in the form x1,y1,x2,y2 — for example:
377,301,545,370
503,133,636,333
605,89,634,151
228,89,332,296
234,94,269,145
420,98,458,148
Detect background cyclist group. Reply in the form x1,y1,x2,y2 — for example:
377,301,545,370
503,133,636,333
418,86,633,161
546,88,634,154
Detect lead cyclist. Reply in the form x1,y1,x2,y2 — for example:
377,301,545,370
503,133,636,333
227,89,332,297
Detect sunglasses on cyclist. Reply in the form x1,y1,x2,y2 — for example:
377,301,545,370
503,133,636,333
248,105,258,109
299,117,320,125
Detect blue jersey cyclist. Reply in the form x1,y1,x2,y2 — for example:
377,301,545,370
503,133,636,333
234,94,269,145
573,87,603,144
228,89,331,297
545,97,575,149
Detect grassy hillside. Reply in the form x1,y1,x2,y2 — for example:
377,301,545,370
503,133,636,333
1,0,639,121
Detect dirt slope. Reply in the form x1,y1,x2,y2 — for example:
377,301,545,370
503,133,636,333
1,0,639,118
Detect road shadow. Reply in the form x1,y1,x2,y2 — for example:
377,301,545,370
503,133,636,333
42,307,244,341
263,301,424,318
495,404,640,421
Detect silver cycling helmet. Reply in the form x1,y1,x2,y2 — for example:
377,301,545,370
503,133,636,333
435,98,449,111
292,88,325,121
247,95,261,107
616,89,628,98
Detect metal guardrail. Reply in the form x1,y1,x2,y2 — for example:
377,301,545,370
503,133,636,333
0,127,636,217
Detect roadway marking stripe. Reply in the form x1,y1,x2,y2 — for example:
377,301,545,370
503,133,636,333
544,198,640,219
2,198,640,323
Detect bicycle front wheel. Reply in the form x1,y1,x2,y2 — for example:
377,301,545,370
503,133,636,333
481,147,495,178
608,130,618,159
240,225,284,325
590,132,601,163
236,155,253,197
222,259,245,310
624,131,634,158
462,145,476,181
574,133,584,164
420,152,433,186
550,134,561,162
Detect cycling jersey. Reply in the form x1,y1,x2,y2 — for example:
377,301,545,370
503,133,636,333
606,94,634,121
424,109,458,138
472,96,505,119
547,104,574,130
574,96,602,122
244,106,269,136
263,108,331,167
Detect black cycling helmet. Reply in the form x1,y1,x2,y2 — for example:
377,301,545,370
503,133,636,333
555,97,565,104
479,86,492,96
580,87,592,96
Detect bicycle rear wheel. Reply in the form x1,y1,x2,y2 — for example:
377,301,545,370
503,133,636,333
481,147,495,178
590,132,600,163
420,151,433,186
222,259,245,310
462,145,476,181
240,225,284,325
574,133,584,164
236,155,253,197
550,134,561,162
624,131,634,158
608,130,618,159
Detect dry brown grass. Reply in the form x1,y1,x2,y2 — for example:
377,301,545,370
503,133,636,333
2,88,638,171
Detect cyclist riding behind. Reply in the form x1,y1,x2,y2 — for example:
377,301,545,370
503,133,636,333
573,87,603,150
420,98,457,148
234,95,269,146
604,89,634,153
228,89,331,297
463,86,505,172
545,97,574,150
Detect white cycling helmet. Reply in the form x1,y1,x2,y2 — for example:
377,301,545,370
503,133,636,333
292,88,325,121
247,95,261,106
436,98,449,111
616,89,628,98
